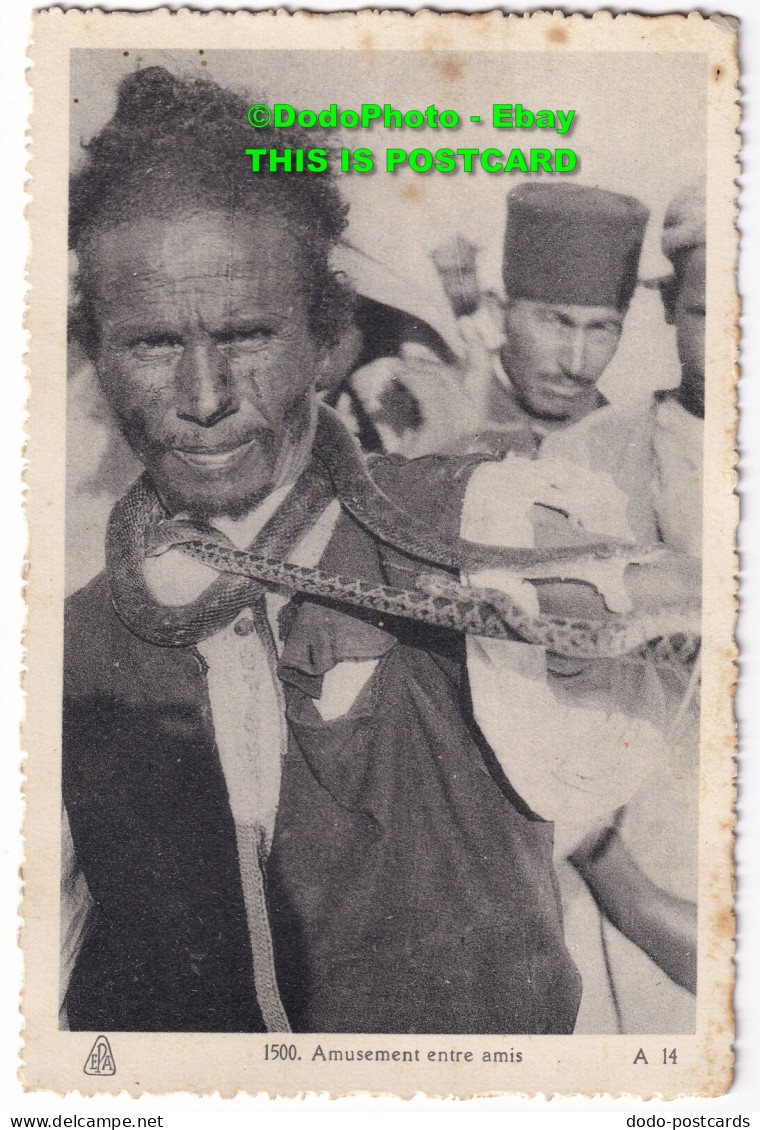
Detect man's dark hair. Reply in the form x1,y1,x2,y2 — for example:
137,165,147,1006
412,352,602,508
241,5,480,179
69,66,353,354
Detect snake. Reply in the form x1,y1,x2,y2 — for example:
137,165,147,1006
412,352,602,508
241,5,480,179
106,404,701,662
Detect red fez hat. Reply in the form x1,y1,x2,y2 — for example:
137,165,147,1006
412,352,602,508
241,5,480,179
503,184,650,311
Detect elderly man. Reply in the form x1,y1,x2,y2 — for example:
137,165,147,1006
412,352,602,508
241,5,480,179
462,183,649,457
62,67,697,1035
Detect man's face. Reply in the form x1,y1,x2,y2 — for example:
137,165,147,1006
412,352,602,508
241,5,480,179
500,298,624,423
86,209,323,518
670,245,706,419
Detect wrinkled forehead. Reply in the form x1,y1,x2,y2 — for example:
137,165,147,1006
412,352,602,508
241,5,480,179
81,208,308,301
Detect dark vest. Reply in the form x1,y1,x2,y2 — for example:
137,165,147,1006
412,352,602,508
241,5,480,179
63,455,581,1034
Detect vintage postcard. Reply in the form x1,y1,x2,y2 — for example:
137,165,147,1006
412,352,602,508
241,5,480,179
23,8,738,1098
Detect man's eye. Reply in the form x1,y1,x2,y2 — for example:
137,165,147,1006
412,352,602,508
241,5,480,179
215,329,274,350
536,309,563,326
128,336,183,359
584,322,621,340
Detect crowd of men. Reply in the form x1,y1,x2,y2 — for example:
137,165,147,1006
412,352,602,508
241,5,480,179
61,66,704,1036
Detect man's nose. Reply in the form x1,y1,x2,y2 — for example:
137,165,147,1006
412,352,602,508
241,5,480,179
175,340,236,427
560,327,589,380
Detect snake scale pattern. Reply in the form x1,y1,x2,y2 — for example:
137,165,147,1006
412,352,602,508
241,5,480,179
152,531,700,661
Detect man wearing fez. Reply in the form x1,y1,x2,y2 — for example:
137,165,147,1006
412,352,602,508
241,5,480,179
62,67,696,1035
463,183,649,457
542,181,705,553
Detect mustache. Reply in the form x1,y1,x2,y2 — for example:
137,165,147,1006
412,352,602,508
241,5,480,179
114,406,273,461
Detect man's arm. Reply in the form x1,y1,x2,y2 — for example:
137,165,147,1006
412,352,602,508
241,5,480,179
460,455,699,854
531,505,701,622
570,825,697,994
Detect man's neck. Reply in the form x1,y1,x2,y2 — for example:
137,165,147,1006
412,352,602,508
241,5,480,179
144,481,299,607
214,482,296,550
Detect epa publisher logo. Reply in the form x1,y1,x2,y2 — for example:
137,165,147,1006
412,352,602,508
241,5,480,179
83,1035,116,1076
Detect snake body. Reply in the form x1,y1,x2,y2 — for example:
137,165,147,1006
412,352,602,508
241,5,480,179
147,528,700,660
312,407,640,573
108,404,700,662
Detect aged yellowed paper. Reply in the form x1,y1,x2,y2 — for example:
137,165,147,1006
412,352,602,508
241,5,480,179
23,8,738,1098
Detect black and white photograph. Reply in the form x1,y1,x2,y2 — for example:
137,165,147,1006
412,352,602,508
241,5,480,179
19,9,738,1099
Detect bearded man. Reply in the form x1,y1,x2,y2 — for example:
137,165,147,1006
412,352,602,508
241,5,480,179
62,67,697,1035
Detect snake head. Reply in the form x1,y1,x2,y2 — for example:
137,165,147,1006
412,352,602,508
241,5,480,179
144,520,233,559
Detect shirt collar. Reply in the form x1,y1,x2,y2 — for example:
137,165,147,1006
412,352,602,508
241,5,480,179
143,482,296,607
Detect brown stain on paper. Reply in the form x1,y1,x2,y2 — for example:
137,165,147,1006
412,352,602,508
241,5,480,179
547,27,568,45
433,56,465,84
400,182,426,204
